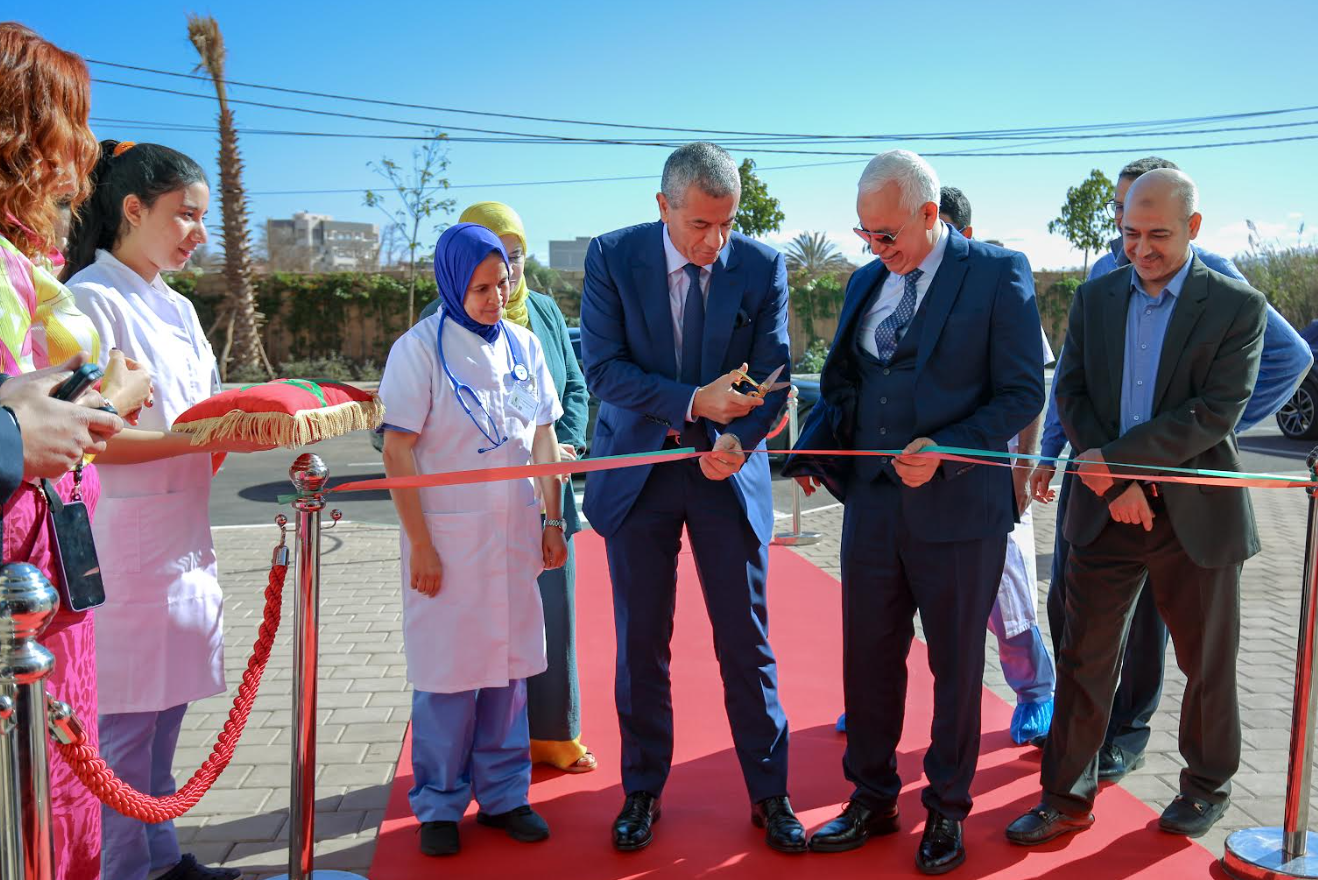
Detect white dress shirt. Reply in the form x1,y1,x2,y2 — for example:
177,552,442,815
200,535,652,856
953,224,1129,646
662,224,713,424
857,221,950,359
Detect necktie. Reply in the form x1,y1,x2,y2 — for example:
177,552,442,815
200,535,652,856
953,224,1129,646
680,263,705,385
679,263,711,451
873,268,923,365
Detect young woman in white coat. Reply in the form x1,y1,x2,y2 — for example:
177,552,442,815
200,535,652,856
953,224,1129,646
64,140,268,880
378,222,567,858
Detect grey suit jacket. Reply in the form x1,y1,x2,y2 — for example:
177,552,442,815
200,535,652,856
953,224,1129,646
1056,256,1267,568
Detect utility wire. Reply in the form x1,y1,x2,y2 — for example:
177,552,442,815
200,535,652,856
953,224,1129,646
87,58,1318,142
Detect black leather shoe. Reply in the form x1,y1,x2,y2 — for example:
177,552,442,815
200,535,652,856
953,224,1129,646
613,791,661,851
477,804,550,842
808,799,901,852
1159,794,1229,837
155,854,242,880
418,821,460,856
916,809,964,875
751,795,807,853
1097,743,1145,782
1004,804,1095,846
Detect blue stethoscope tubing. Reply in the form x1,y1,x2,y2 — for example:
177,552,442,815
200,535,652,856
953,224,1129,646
436,311,530,454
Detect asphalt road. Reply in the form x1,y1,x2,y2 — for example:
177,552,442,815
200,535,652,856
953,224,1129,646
208,419,1317,529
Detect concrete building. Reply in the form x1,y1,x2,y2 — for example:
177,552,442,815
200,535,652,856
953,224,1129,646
266,212,380,272
549,236,592,272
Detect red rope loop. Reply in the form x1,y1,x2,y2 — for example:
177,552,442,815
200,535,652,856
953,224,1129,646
53,560,287,823
765,408,791,441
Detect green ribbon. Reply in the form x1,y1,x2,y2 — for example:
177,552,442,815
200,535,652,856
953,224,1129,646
240,378,329,408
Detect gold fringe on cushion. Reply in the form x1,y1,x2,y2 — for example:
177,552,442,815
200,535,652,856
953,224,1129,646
173,398,386,449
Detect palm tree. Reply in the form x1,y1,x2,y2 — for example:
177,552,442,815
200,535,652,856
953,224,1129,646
187,13,271,380
784,231,852,282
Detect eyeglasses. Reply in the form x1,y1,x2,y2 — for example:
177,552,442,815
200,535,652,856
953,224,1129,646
1104,199,1123,219
854,211,917,247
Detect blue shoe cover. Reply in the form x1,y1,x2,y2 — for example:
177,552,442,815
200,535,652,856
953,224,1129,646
1010,698,1053,745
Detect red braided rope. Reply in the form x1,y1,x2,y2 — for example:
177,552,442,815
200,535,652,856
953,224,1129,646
53,559,287,822
765,408,791,441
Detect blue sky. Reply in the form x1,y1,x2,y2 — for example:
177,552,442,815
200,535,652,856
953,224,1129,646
24,0,1318,271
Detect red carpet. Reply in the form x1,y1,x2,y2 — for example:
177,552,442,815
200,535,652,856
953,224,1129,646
370,531,1219,878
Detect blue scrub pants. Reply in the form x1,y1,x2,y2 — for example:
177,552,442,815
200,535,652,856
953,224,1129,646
987,604,1056,706
99,703,189,880
409,680,532,823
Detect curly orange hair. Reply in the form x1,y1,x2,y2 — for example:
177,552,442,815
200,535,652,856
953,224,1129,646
0,22,99,258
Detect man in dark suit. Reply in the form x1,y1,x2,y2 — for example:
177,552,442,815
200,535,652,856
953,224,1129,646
1006,169,1266,845
580,143,801,853
785,150,1045,874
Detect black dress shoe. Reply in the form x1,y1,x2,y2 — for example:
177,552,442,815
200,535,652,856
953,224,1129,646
1004,804,1095,846
751,795,807,853
418,821,460,856
1097,743,1145,782
613,791,661,851
156,855,242,880
808,799,901,852
916,809,964,875
477,804,550,842
1159,794,1229,837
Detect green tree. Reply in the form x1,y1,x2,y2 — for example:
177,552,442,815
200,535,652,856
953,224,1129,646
785,232,852,282
791,271,846,345
1048,169,1117,276
734,159,785,238
364,133,456,325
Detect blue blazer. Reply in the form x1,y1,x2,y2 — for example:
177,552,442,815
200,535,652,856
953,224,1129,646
580,222,791,544
783,227,1046,543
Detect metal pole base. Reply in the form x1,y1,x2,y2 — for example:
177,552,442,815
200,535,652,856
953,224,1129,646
269,872,368,879
772,532,822,546
1225,828,1318,879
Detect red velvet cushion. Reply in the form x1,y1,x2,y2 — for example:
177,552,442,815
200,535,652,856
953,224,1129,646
172,378,384,449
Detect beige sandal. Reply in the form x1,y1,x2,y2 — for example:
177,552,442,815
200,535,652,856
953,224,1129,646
563,750,598,773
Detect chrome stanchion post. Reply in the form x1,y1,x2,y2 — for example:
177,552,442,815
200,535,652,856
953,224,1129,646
773,386,821,547
0,562,60,880
272,455,362,880
1223,447,1318,878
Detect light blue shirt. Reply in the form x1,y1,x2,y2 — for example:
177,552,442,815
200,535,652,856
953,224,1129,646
856,221,950,358
1120,253,1193,436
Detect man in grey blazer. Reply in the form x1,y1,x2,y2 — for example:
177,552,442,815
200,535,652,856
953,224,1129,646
1006,169,1267,845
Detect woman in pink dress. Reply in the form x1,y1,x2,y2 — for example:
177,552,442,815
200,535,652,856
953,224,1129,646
0,22,152,880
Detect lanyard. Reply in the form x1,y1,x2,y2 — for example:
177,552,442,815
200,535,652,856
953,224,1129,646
436,312,529,454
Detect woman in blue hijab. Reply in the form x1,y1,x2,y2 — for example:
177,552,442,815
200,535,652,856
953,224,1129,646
378,222,568,857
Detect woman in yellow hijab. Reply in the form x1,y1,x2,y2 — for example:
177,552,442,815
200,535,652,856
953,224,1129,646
421,202,595,772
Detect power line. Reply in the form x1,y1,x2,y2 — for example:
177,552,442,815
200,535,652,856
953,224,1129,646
86,58,1318,142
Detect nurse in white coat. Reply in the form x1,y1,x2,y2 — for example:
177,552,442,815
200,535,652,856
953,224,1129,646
378,223,567,859
64,140,264,880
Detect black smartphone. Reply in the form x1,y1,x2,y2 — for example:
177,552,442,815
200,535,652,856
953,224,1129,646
43,480,106,613
53,363,103,403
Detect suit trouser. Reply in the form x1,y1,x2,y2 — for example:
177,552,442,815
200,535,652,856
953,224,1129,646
408,682,531,823
605,459,789,803
99,704,188,880
840,476,1005,820
1042,500,1242,815
1047,470,1170,758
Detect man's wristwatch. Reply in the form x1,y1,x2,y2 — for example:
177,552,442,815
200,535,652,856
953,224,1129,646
544,518,566,531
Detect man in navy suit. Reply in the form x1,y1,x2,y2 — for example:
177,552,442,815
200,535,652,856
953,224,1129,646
580,143,800,854
785,150,1044,874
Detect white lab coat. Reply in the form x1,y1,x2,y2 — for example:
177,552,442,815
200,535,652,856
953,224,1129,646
378,310,562,694
995,327,1056,639
68,250,225,714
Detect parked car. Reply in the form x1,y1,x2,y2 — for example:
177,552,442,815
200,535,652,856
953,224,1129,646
1276,319,1318,440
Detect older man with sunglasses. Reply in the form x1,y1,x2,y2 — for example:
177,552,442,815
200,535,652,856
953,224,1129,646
785,151,1044,874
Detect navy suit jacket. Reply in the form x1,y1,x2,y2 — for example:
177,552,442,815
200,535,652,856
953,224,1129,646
580,222,791,544
783,227,1045,543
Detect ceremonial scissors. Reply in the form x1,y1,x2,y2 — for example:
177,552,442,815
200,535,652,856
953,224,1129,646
732,364,790,399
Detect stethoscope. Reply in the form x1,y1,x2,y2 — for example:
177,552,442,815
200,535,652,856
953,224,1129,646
437,311,530,454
